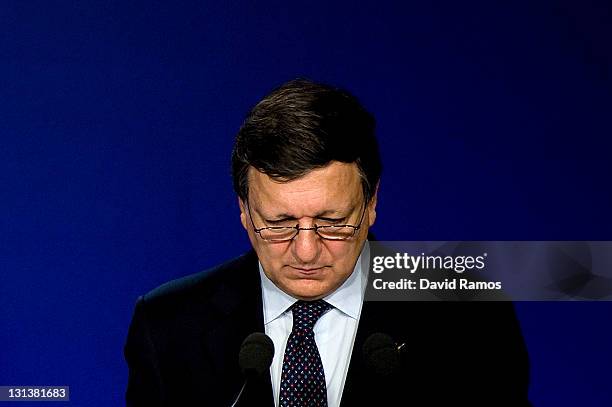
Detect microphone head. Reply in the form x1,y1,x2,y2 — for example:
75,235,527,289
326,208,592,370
363,333,401,377
239,332,275,377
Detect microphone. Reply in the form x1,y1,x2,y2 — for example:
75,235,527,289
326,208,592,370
363,333,401,377
231,332,275,407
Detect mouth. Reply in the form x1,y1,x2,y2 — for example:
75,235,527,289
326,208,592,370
288,266,328,276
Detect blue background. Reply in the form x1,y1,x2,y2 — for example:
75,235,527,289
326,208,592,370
1,0,611,405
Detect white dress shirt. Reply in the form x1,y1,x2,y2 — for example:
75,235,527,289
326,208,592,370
259,244,369,407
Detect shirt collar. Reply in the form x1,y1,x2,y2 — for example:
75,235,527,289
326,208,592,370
259,241,370,324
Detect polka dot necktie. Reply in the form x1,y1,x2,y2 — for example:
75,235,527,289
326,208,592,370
279,300,332,407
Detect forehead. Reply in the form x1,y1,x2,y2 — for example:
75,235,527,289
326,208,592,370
248,162,362,215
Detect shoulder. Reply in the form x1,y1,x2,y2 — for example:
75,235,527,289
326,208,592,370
136,250,259,321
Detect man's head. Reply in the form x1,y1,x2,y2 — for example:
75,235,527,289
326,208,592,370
232,79,381,300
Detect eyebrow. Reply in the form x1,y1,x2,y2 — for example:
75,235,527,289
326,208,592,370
261,207,355,221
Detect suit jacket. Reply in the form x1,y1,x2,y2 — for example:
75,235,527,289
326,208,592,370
125,250,531,406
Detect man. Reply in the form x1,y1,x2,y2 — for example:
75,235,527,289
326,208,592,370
125,79,531,406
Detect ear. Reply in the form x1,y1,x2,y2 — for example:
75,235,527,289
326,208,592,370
367,182,379,228
238,198,248,230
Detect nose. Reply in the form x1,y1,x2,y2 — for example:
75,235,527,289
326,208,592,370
291,223,321,265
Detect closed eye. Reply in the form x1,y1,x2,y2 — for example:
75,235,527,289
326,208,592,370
265,217,346,226
265,218,297,226
316,217,346,224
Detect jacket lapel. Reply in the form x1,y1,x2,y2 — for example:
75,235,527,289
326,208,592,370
201,251,274,406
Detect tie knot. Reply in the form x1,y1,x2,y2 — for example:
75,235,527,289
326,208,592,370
291,300,331,331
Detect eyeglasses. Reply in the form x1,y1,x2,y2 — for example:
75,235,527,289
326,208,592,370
246,201,367,242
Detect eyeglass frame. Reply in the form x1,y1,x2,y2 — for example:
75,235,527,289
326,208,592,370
245,199,368,242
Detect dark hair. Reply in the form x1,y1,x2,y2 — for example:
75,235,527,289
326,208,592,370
231,79,381,203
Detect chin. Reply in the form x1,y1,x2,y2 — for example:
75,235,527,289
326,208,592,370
284,280,334,300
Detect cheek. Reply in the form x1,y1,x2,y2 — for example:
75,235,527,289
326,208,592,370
326,233,368,271
324,241,359,268
255,241,291,270
324,241,350,257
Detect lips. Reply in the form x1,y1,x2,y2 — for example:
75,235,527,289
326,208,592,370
289,266,327,275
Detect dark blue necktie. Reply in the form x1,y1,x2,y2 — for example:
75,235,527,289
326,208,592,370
279,300,331,407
